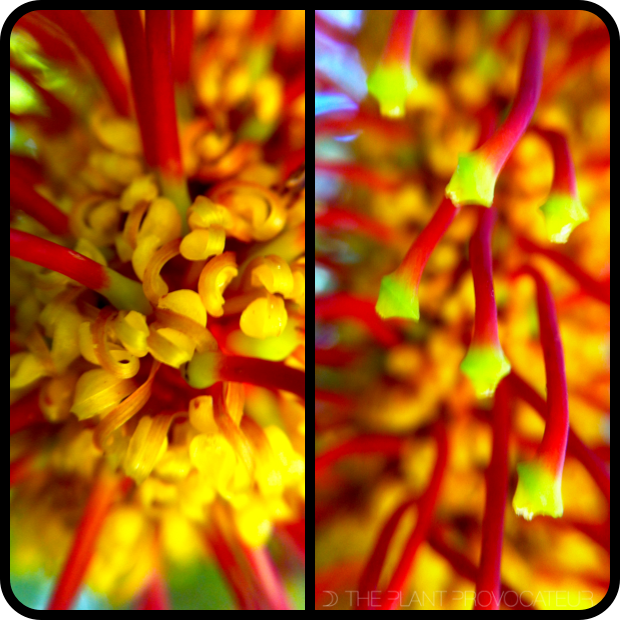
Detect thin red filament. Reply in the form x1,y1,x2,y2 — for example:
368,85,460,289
145,10,184,179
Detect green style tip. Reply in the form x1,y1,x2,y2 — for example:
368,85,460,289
513,459,564,521
367,62,417,119
539,192,589,244
445,151,496,207
375,272,420,321
460,345,511,399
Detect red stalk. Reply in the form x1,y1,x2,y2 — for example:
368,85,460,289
315,204,397,244
136,572,170,610
10,228,108,291
477,14,548,175
357,497,417,609
10,229,151,313
10,454,34,487
508,371,610,504
381,10,418,66
474,379,510,610
468,207,500,346
10,390,46,435
114,10,157,167
251,10,278,42
390,196,458,306
517,236,609,304
284,69,305,106
14,13,78,66
379,423,447,610
173,10,194,84
218,356,305,402
315,160,401,193
37,10,129,116
10,170,69,236
512,265,569,478
429,528,536,610
241,544,293,610
145,10,183,180
47,469,126,610
315,293,401,347
10,61,73,133
531,126,578,195
315,434,405,476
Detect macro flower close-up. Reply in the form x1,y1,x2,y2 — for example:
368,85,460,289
10,9,305,611
315,10,610,611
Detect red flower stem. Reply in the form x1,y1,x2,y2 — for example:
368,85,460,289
315,435,406,476
114,10,157,168
136,572,170,610
541,24,610,101
508,371,610,504
15,13,78,66
380,422,448,610
468,206,500,346
278,518,305,560
476,14,548,174
394,196,458,294
315,205,398,244
218,356,305,402
10,229,151,314
284,69,305,106
10,170,69,236
357,497,417,609
428,528,536,610
474,379,511,610
315,293,401,347
145,10,183,180
47,469,127,610
241,544,293,610
251,10,278,42
531,126,578,195
315,160,401,192
10,454,34,488
517,236,609,304
381,11,418,66
173,10,194,84
10,390,46,435
10,61,73,133
511,265,569,477
37,10,129,116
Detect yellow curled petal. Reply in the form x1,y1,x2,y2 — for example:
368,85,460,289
123,413,178,484
189,434,237,492
180,227,226,261
120,174,159,212
10,352,49,390
158,289,207,327
147,327,196,368
94,360,160,450
248,254,295,297
39,371,79,423
113,311,150,358
142,238,182,305
71,368,136,421
92,307,140,379
132,234,164,282
198,252,239,317
240,292,287,339
92,110,142,156
224,381,245,426
188,395,218,434
187,195,233,230
137,197,182,244
210,181,286,241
